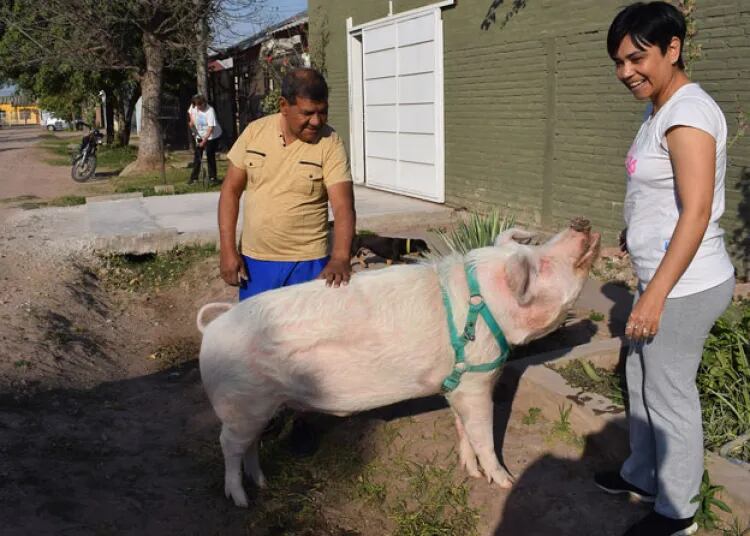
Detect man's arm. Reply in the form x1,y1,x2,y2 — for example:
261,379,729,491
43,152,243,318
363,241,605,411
218,163,249,286
319,181,355,287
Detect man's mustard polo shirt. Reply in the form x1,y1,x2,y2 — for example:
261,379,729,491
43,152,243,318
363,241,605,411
226,113,352,261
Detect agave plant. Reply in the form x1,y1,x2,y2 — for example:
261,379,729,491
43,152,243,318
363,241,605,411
435,209,515,256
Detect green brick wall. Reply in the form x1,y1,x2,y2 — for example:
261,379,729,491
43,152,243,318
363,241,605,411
309,0,750,275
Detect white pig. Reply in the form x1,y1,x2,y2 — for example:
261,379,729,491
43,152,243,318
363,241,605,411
197,221,600,507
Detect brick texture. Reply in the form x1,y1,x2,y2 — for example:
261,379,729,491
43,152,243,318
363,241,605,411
310,0,750,275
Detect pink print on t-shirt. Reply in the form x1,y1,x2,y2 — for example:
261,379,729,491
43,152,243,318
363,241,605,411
625,152,637,177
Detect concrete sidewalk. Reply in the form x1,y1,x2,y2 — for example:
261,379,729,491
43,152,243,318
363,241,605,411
86,185,455,253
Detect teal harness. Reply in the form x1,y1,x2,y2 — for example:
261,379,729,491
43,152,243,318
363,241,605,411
440,264,511,392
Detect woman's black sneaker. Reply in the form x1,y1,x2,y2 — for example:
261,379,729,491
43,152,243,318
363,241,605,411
622,511,698,536
594,471,655,502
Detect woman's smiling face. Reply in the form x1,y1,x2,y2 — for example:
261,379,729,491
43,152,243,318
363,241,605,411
612,34,682,104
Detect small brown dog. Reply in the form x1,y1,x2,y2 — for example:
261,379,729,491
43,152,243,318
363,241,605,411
352,234,430,268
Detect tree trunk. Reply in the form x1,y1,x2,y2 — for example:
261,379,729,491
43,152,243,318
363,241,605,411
118,87,140,147
104,88,115,145
123,30,163,174
195,11,209,98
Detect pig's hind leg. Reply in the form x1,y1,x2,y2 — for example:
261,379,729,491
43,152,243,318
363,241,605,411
218,400,278,507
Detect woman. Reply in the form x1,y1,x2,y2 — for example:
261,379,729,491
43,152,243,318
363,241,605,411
595,3,735,536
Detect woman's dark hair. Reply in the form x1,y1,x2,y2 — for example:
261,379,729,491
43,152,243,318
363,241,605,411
607,2,687,69
281,68,328,104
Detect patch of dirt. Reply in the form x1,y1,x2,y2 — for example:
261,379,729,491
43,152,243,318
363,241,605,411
0,163,693,536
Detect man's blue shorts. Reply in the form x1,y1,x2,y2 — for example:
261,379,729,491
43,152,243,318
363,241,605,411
238,255,329,301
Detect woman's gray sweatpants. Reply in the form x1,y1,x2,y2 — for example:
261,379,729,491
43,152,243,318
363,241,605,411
620,276,734,519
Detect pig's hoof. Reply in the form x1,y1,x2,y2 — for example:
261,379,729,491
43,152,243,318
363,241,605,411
461,458,482,479
487,469,513,489
225,483,249,507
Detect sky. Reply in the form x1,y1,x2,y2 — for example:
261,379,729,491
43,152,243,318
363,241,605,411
214,0,308,49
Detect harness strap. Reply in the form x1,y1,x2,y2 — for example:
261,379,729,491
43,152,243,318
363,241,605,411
440,264,511,392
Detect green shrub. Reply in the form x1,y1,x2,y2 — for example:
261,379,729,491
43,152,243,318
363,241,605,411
435,209,515,255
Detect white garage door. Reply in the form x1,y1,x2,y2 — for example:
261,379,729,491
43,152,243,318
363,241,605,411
360,9,445,202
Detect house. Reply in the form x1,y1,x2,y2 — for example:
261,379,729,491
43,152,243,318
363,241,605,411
307,0,749,266
0,85,41,126
208,10,309,144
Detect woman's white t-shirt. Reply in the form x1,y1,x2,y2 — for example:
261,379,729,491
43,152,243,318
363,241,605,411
623,83,734,298
194,105,222,141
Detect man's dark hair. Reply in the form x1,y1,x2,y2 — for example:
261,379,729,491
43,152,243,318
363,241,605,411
281,68,328,105
607,2,686,69
192,94,205,105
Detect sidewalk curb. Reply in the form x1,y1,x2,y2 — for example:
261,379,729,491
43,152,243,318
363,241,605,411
501,337,750,516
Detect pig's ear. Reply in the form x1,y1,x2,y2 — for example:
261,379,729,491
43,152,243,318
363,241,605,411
494,228,536,247
504,253,534,305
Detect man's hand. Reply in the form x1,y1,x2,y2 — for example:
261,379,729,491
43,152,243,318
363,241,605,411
220,247,248,287
319,257,351,287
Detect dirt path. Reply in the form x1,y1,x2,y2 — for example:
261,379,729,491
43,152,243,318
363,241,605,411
0,127,83,202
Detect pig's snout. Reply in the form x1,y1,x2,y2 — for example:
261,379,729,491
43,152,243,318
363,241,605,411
569,217,591,234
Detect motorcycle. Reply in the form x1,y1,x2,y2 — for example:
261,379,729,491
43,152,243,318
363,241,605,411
71,124,104,182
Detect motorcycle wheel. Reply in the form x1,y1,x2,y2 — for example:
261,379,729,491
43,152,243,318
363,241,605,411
71,155,97,182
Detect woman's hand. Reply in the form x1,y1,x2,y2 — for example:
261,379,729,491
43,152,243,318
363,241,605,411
626,287,666,341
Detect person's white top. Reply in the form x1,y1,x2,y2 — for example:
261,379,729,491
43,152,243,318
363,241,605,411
194,104,222,141
624,83,734,298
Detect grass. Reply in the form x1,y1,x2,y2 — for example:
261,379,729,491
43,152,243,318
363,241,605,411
96,243,216,291
588,310,605,322
698,299,750,462
36,132,224,195
109,161,226,196
391,460,479,536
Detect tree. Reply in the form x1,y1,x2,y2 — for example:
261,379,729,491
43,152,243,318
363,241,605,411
0,0,266,173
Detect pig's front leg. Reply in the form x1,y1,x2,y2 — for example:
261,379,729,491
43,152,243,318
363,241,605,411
448,389,513,488
453,413,481,478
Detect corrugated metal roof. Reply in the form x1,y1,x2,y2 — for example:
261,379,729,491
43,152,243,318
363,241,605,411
221,9,307,55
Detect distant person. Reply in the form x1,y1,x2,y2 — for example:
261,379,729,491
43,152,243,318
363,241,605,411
595,3,735,536
188,94,222,185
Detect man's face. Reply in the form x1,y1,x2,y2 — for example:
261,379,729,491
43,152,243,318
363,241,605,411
280,97,328,143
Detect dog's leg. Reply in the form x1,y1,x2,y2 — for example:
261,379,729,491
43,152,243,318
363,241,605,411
453,412,481,478
243,439,267,488
448,390,513,488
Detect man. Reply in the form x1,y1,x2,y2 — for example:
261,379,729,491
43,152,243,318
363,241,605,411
218,67,355,299
189,95,222,185
217,68,355,455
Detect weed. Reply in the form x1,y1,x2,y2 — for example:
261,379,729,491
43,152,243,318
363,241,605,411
97,243,216,291
588,310,605,322
13,360,31,369
554,359,627,407
691,469,732,530
553,404,572,435
391,460,479,536
522,407,542,425
546,404,584,449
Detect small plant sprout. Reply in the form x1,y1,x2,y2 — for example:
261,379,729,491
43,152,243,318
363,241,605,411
522,407,542,426
691,469,732,530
